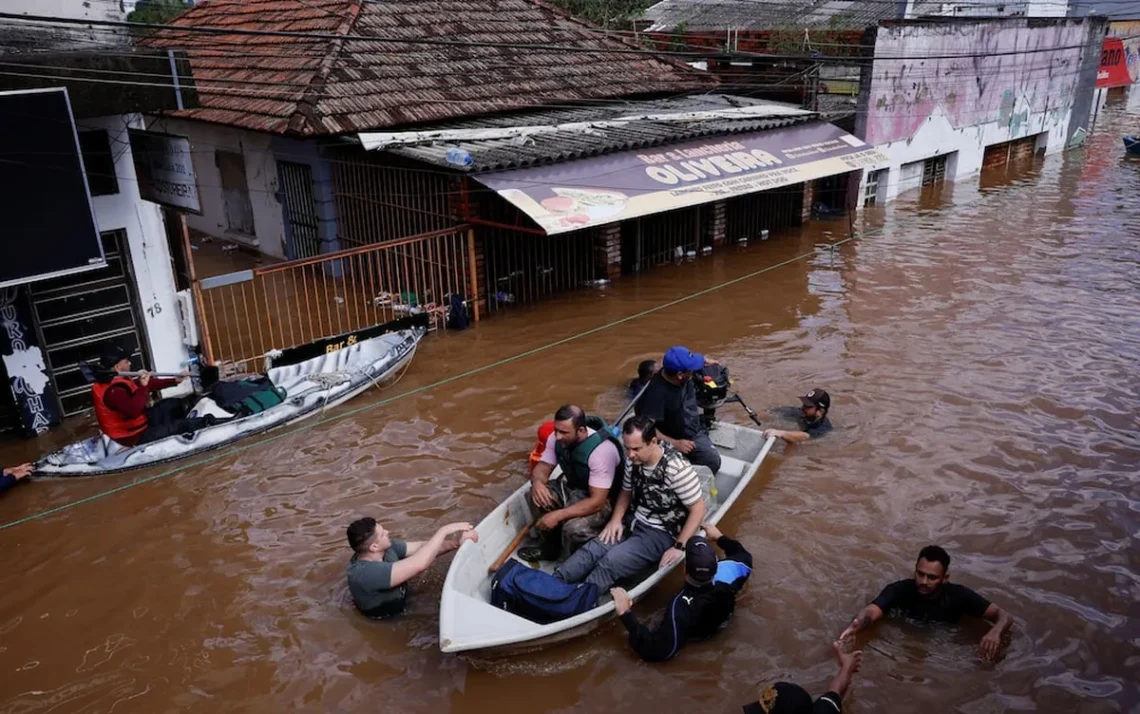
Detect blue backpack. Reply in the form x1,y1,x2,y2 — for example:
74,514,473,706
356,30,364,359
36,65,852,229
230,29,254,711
490,559,598,624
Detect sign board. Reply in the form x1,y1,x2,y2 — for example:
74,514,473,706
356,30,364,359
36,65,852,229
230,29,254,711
128,128,201,213
0,287,61,437
0,88,105,288
474,122,888,235
1097,37,1133,88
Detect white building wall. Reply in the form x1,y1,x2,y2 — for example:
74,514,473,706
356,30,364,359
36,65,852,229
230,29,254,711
76,114,192,382
858,18,1096,204
155,118,288,259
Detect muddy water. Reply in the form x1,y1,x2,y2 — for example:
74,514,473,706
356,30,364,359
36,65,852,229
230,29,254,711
3,106,1140,713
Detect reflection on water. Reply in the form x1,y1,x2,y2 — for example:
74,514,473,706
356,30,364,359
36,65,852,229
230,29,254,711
1,106,1139,713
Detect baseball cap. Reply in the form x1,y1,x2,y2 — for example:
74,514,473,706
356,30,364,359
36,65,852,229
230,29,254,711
799,388,830,411
662,346,704,373
741,683,814,714
684,536,718,583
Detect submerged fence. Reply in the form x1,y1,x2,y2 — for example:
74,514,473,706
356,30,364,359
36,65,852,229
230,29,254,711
195,227,475,370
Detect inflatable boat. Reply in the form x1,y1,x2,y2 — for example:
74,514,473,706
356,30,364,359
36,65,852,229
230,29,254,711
36,315,428,477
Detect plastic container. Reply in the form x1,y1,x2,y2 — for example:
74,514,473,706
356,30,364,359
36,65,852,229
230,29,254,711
446,148,473,167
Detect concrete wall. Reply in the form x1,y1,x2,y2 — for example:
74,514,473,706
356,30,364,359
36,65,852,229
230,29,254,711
75,114,192,379
154,118,289,259
858,18,1100,203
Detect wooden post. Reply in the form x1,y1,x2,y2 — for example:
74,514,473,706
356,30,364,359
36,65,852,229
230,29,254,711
466,227,480,323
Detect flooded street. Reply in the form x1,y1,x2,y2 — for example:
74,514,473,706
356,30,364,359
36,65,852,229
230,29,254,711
2,103,1139,713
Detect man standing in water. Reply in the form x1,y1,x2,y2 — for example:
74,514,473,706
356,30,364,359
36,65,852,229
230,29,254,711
838,545,1012,659
346,517,477,618
764,388,832,443
635,346,722,473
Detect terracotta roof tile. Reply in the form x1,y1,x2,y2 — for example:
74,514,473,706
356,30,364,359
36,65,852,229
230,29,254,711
144,0,713,135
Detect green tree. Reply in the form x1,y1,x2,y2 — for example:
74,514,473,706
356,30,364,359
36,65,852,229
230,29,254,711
127,0,190,26
551,0,655,29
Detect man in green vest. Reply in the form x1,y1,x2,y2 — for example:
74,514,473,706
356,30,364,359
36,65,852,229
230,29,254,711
520,404,624,562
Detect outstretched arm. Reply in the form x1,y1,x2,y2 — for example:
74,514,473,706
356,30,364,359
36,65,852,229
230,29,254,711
825,641,863,701
763,428,811,443
389,522,474,587
613,587,694,663
838,603,884,642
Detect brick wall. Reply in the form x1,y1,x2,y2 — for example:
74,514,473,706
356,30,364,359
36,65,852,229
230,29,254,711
800,181,814,224
704,200,726,248
594,223,622,280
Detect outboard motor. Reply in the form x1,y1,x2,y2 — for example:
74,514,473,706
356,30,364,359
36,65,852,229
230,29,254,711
693,364,731,430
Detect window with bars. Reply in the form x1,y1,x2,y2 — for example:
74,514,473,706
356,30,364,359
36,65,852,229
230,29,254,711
863,169,886,206
922,155,948,187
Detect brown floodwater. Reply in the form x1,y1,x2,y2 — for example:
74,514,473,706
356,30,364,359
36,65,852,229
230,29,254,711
2,104,1139,714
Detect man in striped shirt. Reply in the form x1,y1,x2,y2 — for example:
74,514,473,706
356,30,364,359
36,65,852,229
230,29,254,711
554,416,707,592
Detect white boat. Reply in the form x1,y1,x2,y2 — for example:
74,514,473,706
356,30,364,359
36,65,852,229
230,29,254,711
438,422,777,655
36,318,427,477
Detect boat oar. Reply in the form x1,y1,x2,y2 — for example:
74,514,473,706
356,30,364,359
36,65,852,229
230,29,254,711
488,518,538,575
77,361,183,384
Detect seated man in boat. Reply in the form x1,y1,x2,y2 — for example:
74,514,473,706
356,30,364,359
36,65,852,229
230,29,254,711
741,642,863,714
627,359,656,401
345,517,477,619
837,545,1012,661
610,521,752,662
554,416,707,592
90,346,197,446
0,463,34,496
763,388,833,443
519,404,623,561
634,346,722,473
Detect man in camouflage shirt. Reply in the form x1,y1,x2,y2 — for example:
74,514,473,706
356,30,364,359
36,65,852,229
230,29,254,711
555,416,707,591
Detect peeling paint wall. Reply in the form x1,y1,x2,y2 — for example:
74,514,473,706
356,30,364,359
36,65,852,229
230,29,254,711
860,18,1102,202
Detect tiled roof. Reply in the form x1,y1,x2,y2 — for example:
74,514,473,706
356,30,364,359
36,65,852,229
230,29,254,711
369,94,818,172
142,0,715,136
641,0,904,31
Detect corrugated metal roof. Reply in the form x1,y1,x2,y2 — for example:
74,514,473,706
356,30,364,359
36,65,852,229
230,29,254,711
374,94,819,172
641,0,904,31
141,0,715,136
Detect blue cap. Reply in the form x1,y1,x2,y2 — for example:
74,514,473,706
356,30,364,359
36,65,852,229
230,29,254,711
662,346,704,373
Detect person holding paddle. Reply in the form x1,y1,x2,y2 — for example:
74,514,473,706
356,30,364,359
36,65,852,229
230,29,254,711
90,345,199,446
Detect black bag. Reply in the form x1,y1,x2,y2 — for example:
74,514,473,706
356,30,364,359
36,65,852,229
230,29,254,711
209,376,286,417
446,294,469,331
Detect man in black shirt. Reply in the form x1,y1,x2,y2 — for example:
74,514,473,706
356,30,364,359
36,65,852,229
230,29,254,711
838,545,1012,660
634,346,721,472
741,642,863,714
764,388,833,443
611,522,751,662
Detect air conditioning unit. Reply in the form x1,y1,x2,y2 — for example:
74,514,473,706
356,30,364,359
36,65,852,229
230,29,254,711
175,290,199,347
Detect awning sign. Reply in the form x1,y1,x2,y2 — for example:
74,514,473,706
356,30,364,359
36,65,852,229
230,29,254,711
128,128,201,213
473,122,888,235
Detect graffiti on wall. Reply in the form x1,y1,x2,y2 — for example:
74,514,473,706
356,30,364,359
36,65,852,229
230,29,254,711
1107,21,1140,85
865,21,1090,145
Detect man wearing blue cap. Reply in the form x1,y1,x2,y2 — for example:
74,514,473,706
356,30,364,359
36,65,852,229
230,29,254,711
634,346,722,473
610,522,753,662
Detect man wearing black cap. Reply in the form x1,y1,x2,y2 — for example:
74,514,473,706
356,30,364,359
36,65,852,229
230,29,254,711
764,388,833,443
741,643,863,714
634,345,722,472
609,522,753,662
90,345,195,446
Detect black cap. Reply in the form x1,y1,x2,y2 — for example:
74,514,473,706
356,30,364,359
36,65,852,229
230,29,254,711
684,536,718,583
99,345,132,370
742,683,814,714
799,388,830,411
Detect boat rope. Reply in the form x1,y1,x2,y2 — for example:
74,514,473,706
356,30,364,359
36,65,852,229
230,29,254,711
0,236,856,532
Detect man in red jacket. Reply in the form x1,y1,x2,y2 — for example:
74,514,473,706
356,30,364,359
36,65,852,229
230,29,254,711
91,346,195,446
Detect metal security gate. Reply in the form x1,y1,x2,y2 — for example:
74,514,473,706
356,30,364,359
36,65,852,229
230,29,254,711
279,161,322,259
28,230,152,416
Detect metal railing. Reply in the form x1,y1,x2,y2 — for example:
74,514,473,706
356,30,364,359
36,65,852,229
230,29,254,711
194,227,476,370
